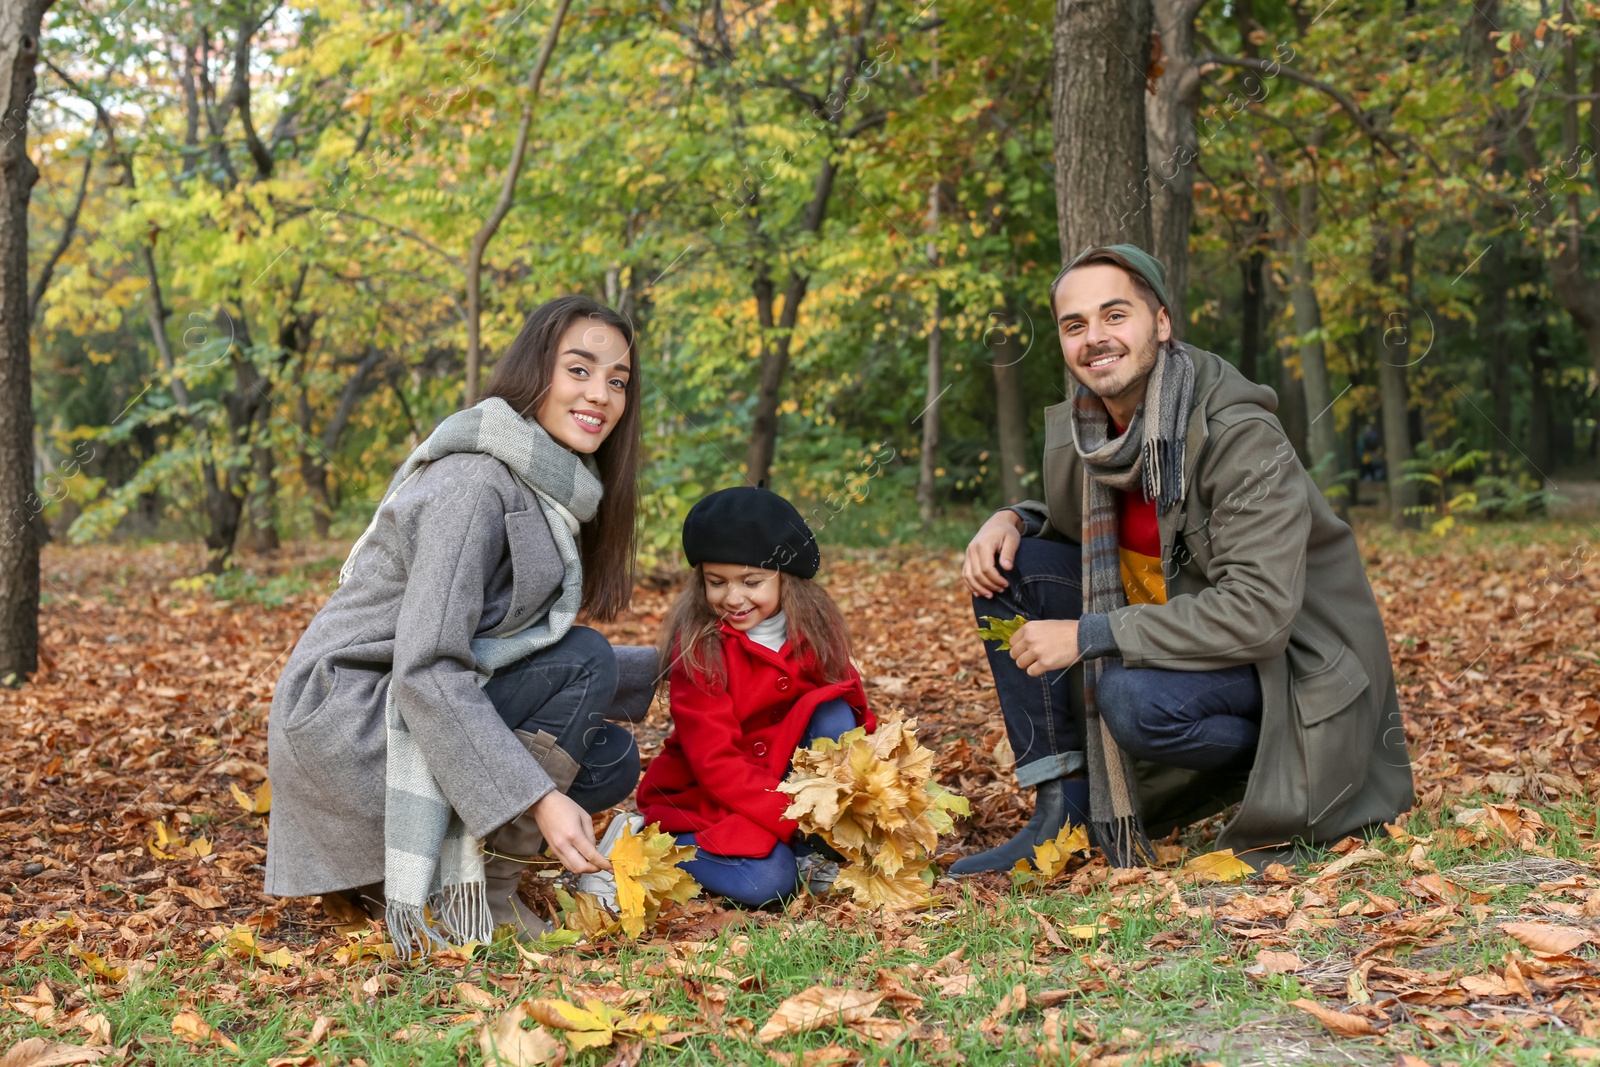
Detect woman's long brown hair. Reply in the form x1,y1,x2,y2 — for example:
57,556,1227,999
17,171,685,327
656,566,854,692
481,295,639,621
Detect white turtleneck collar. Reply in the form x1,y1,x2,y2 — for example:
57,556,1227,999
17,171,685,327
744,609,788,653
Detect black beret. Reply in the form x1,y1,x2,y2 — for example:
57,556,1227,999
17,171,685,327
681,486,820,579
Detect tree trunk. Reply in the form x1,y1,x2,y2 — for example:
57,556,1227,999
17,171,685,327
1372,220,1418,530
989,307,1032,505
737,2,881,485
1146,0,1204,333
1277,337,1308,465
1270,232,1307,463
1527,317,1554,473
463,0,571,406
249,444,279,553
1376,356,1415,528
0,0,50,682
1052,0,1155,261
1238,225,1266,383
1484,242,1513,434
1280,154,1337,491
745,150,838,486
918,145,942,527
918,290,942,527
1546,0,1600,382
299,347,383,539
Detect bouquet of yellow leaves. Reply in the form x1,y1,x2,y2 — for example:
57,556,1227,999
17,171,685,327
779,711,968,908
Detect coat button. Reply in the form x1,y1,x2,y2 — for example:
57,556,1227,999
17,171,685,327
770,708,785,724
752,741,768,757
775,676,792,692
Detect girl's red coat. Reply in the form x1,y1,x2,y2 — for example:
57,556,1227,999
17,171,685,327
637,620,875,857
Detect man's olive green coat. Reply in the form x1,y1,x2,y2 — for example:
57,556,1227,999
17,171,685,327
1012,345,1414,857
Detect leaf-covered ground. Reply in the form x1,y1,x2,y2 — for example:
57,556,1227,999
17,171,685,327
2,520,1598,1065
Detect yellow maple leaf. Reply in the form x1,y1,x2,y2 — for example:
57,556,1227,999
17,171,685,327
213,924,298,967
149,820,184,860
332,935,396,965
71,944,127,982
149,820,214,861
1011,822,1090,889
230,779,272,814
1184,848,1254,883
610,823,699,939
522,997,672,1051
835,857,934,909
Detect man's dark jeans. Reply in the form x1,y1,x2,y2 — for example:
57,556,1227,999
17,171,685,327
973,535,1264,786
486,625,642,813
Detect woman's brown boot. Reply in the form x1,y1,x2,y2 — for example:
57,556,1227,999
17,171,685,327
482,728,583,940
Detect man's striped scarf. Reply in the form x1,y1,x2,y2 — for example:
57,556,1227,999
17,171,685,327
1070,339,1194,867
340,397,602,958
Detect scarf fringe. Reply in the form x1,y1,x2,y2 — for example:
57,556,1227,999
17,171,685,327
386,881,494,962
387,902,447,962
1089,817,1157,870
434,881,494,946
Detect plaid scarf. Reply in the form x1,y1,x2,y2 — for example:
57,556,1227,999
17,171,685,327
1070,339,1194,867
340,397,602,958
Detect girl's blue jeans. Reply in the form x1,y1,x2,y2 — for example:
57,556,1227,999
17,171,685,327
673,698,856,907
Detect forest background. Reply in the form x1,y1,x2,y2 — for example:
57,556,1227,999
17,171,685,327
0,0,1597,673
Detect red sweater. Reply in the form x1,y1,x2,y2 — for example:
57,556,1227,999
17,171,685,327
637,621,875,857
1111,419,1166,605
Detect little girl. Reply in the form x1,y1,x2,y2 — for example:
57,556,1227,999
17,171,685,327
637,486,875,906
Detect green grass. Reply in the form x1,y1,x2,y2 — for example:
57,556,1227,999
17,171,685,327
11,794,1600,1066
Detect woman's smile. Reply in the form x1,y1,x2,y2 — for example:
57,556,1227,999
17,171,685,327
570,408,607,434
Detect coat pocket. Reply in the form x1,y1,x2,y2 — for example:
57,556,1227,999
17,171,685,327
1289,639,1372,827
282,665,389,800
504,509,566,629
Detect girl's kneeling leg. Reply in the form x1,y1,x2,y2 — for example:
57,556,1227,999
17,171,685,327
674,833,798,907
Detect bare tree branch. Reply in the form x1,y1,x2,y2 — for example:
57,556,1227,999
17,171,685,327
1194,52,1405,160
30,144,93,322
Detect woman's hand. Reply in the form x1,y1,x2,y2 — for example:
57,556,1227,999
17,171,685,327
530,791,610,874
963,510,1024,598
1010,619,1081,677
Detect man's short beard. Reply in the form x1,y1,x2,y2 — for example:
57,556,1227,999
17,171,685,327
1077,332,1164,403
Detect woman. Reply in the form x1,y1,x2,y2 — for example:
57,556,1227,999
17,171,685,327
265,296,650,957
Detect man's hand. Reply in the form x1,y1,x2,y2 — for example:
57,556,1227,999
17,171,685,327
963,510,1024,598
1010,619,1081,677
530,790,609,874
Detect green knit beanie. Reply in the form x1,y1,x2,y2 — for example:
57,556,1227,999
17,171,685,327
1054,243,1171,313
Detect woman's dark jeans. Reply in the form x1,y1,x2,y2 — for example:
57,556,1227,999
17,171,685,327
973,535,1263,785
485,625,641,813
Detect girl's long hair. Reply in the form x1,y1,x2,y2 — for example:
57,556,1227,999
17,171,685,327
481,295,639,621
656,566,854,692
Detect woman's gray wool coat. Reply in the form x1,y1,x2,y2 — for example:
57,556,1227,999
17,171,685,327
265,452,569,899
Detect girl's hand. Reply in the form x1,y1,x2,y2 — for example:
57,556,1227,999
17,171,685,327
530,790,610,874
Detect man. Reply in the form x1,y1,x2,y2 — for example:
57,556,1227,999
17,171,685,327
951,244,1412,873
